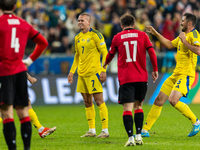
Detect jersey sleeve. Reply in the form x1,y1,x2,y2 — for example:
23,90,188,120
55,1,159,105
27,23,40,40
30,33,48,61
93,32,108,72
105,35,118,64
70,37,79,74
145,33,158,71
171,37,179,48
189,30,200,46
144,32,153,49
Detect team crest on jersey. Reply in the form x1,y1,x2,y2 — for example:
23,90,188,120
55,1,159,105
87,38,90,42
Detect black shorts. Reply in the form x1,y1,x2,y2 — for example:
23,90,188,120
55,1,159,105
0,71,28,107
118,82,147,104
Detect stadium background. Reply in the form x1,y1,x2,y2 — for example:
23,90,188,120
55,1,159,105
18,0,200,105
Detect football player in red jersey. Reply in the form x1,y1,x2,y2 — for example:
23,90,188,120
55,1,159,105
0,0,48,149
0,9,56,139
103,13,158,146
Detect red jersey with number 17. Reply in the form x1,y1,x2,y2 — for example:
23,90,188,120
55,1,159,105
106,28,157,85
0,13,39,76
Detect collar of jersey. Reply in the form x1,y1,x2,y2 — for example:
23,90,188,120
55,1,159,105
3,13,13,15
89,28,93,32
190,28,196,32
124,28,134,30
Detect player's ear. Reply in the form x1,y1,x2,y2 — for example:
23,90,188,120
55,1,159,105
188,21,193,27
13,5,16,11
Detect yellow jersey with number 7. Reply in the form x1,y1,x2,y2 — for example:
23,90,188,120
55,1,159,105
70,28,108,77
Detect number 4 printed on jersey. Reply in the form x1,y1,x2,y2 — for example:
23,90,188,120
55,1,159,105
11,28,20,53
124,41,137,62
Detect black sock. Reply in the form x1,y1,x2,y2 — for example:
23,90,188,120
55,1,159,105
123,111,133,137
134,109,144,134
20,117,32,150
3,118,16,150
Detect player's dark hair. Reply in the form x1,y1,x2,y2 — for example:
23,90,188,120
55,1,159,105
0,0,16,11
120,13,135,27
183,13,197,27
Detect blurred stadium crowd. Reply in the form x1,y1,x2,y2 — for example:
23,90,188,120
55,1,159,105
14,0,200,72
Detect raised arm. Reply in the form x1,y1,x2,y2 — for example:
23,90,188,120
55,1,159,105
146,26,174,49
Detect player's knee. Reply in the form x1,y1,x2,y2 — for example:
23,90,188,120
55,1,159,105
84,101,93,107
168,98,177,106
154,96,164,106
95,100,104,106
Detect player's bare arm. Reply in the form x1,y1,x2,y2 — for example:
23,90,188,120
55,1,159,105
100,72,107,83
68,72,74,84
27,73,37,84
152,71,159,83
146,26,174,49
179,32,200,55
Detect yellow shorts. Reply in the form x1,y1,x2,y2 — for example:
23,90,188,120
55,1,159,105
160,73,194,97
76,72,103,94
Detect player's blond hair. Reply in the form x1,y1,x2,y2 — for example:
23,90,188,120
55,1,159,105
79,13,91,22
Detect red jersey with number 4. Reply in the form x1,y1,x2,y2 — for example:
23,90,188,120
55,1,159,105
107,28,157,85
0,13,39,76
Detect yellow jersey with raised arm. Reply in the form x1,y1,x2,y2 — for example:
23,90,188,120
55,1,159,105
171,29,200,77
70,28,108,77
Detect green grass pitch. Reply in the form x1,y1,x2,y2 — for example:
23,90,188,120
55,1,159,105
0,103,200,150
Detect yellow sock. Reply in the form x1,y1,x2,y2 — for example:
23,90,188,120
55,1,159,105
28,108,42,130
85,104,95,129
143,104,162,131
174,101,197,124
0,117,2,123
98,102,108,129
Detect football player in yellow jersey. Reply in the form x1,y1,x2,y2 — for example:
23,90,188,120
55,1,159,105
140,13,200,137
68,13,109,138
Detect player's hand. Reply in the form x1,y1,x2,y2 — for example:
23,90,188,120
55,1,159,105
27,76,37,84
179,32,186,43
68,72,74,84
146,26,157,36
152,71,158,83
100,72,107,83
103,62,107,69
27,73,37,84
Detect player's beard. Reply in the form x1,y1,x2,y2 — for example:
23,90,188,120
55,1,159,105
181,25,187,32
